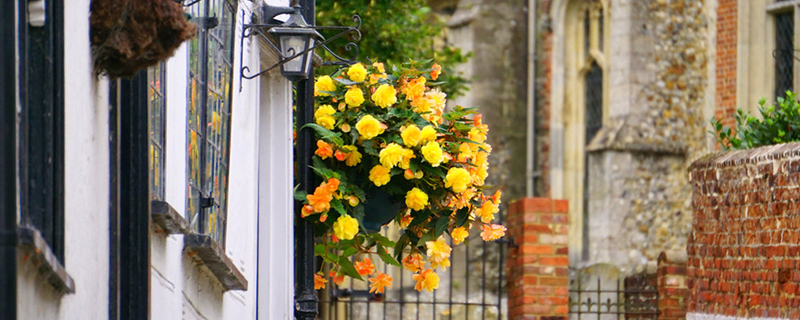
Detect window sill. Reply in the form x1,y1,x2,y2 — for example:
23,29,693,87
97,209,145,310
17,226,76,294
184,234,248,291
151,200,189,234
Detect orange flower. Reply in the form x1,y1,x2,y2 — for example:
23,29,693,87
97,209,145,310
301,205,314,218
334,150,347,161
399,213,413,228
314,273,327,290
369,272,393,294
430,62,442,81
315,140,333,159
307,185,333,213
325,178,340,193
354,257,375,276
412,269,440,292
402,253,424,273
329,270,345,285
480,224,507,241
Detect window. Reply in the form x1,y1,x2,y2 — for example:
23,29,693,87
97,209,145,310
18,0,65,261
775,10,794,99
149,63,167,201
187,0,237,248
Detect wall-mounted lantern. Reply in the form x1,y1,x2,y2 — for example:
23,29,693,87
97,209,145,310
239,4,361,87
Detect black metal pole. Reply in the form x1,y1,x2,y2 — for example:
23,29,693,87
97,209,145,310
0,2,18,318
294,0,318,318
118,71,151,320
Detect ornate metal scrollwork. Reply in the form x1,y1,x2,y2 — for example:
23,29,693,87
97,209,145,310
238,9,361,90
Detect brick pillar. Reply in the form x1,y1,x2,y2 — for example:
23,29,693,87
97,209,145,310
657,250,688,320
507,198,569,320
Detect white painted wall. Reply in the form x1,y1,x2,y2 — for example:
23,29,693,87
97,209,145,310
17,0,111,318
17,0,295,318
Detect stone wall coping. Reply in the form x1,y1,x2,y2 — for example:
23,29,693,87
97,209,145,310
690,142,800,170
658,250,688,265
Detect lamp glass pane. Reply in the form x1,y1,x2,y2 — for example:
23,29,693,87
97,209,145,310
280,34,309,74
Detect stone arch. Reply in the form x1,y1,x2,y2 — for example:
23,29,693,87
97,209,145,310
547,0,609,264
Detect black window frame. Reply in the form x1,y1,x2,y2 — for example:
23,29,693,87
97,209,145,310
186,0,237,249
18,0,66,262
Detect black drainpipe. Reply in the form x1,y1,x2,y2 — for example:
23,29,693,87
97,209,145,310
294,0,318,318
1,2,18,318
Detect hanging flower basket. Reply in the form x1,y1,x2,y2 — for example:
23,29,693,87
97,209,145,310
296,60,506,294
90,0,196,78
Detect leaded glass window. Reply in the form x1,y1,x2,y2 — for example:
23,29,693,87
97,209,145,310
775,11,794,99
186,0,237,247
585,62,603,142
149,62,167,200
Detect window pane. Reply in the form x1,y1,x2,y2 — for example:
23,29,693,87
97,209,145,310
585,61,603,143
186,0,235,248
775,11,794,100
148,62,167,201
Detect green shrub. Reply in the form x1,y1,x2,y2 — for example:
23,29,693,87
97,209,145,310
710,91,800,150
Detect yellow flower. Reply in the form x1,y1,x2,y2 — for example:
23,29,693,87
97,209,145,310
445,167,471,193
368,165,391,187
426,89,447,109
403,77,426,101
344,86,365,107
402,253,424,273
468,127,487,144
405,188,429,211
332,214,359,240
372,62,385,73
425,236,452,269
379,143,405,168
420,142,443,167
345,149,362,167
476,201,499,223
371,84,398,108
401,125,422,147
412,269,440,292
411,97,435,114
347,63,367,82
420,126,437,143
314,105,336,130
480,224,506,241
451,227,469,245
355,115,385,139
399,148,415,169
314,75,336,96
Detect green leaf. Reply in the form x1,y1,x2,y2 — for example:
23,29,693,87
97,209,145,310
416,232,436,247
334,77,359,86
338,256,363,281
369,233,396,247
294,188,308,202
393,234,409,261
434,216,449,237
407,210,432,229
377,245,401,266
330,199,346,216
341,246,359,258
303,123,344,146
455,207,470,227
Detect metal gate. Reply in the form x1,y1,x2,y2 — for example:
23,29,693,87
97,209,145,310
320,212,508,320
568,265,658,320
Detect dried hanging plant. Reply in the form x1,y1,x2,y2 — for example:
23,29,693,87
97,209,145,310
90,0,196,78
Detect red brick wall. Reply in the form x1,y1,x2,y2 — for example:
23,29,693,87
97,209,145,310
715,0,738,128
658,250,688,320
507,198,569,320
688,143,800,319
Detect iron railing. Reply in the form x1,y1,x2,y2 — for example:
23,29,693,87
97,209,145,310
569,272,658,320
